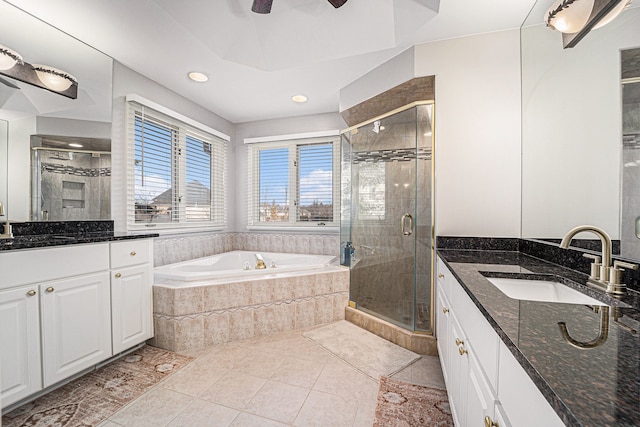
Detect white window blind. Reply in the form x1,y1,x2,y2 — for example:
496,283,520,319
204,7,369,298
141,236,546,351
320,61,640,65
127,101,226,230
248,136,339,227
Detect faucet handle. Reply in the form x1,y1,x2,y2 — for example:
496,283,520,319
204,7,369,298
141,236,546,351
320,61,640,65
583,253,602,280
607,260,638,294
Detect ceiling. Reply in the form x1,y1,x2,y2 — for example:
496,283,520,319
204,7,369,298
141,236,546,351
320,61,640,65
5,0,539,123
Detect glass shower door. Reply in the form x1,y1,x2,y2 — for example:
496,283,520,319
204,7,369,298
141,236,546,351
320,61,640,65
341,103,433,332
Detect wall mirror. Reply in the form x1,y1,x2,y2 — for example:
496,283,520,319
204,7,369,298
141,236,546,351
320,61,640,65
521,1,640,259
0,1,113,222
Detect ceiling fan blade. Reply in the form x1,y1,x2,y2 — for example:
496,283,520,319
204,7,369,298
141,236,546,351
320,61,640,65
252,0,273,14
327,0,348,8
0,76,20,89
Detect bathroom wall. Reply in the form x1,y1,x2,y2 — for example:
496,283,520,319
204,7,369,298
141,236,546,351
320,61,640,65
340,29,522,239
110,61,235,233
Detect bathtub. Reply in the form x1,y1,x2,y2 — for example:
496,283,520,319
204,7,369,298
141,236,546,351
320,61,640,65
151,250,349,352
154,250,338,282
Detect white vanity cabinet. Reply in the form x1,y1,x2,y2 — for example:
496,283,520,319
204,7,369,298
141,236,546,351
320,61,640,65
0,238,154,410
110,239,153,354
436,256,565,427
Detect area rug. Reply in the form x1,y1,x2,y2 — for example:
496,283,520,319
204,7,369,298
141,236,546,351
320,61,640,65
2,345,193,427
303,320,420,380
374,376,454,426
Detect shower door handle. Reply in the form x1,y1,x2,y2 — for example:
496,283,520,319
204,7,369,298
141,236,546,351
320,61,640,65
401,213,413,236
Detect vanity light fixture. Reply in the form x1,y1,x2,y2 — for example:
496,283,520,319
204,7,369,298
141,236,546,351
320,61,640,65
0,44,22,70
546,0,632,48
0,43,78,98
188,71,208,82
291,94,308,103
32,64,77,92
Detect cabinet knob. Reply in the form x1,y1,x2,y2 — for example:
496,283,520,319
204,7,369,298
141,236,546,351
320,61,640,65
46,287,54,293
115,273,122,278
27,290,36,297
442,307,449,314
130,251,137,256
455,338,464,346
459,346,468,356
484,416,499,427
438,273,444,278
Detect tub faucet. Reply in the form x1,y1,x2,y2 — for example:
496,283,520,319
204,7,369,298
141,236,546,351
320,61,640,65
559,225,636,295
255,253,267,269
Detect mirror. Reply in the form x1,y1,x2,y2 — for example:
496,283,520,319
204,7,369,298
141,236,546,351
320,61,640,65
521,1,640,259
0,1,112,222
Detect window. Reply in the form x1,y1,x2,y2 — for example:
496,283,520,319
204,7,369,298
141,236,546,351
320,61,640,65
247,135,340,227
126,99,227,230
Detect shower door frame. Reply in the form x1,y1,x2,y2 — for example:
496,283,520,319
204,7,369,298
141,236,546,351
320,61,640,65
340,100,435,334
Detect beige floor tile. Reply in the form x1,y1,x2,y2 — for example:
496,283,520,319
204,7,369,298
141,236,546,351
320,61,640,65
293,390,358,427
231,351,286,378
391,355,446,389
108,387,193,427
270,356,326,389
312,359,379,402
97,421,124,427
244,380,310,424
165,398,239,427
229,413,288,427
201,372,267,410
161,361,228,397
352,393,378,427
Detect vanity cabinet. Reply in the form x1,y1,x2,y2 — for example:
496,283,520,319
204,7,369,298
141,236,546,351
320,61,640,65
110,239,153,354
436,256,565,427
0,238,154,409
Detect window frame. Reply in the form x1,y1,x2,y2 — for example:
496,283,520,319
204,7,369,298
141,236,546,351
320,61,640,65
126,96,228,233
246,133,340,230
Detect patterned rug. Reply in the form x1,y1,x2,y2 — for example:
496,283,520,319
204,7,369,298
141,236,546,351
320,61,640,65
374,376,454,426
2,345,193,427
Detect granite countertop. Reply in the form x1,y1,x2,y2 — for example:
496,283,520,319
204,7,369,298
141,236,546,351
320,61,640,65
0,231,158,251
437,249,640,427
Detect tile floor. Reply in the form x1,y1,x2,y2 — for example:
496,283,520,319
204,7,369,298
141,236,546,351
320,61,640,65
95,322,445,427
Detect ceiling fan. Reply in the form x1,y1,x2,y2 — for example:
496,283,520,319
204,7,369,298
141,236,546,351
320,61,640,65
251,0,349,14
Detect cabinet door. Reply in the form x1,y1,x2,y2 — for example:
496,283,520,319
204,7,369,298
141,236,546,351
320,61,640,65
40,272,112,387
111,264,153,354
448,312,468,427
464,348,496,427
435,288,450,383
0,286,42,407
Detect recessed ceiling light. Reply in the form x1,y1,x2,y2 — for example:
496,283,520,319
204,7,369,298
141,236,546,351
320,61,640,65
292,95,308,103
188,72,208,82
68,143,83,148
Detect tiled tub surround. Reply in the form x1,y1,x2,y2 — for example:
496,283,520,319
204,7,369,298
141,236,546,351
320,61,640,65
153,232,339,267
437,248,640,426
151,266,349,352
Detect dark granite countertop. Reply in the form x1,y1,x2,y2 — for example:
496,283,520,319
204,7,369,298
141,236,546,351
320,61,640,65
0,231,158,251
437,249,640,427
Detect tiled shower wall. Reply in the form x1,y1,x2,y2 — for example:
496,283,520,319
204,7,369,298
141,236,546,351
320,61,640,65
154,232,339,267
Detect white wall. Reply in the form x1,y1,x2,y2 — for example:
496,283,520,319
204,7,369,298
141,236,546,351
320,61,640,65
7,117,36,220
414,30,522,238
111,61,234,233
233,113,347,232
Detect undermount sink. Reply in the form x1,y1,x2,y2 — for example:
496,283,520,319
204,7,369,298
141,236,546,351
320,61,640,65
485,277,606,306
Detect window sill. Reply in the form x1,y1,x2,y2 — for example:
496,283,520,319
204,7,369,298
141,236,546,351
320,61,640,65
246,225,339,233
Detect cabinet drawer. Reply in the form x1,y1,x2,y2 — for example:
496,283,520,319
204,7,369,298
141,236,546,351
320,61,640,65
110,240,152,269
0,244,109,290
436,257,452,299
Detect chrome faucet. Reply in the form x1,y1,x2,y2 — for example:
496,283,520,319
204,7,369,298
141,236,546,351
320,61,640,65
255,253,267,269
560,225,637,295
0,201,13,239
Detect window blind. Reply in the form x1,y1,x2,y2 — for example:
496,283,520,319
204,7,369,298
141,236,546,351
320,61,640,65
247,136,339,227
126,101,226,229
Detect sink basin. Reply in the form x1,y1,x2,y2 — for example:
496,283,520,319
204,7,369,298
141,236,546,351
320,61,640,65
485,277,606,305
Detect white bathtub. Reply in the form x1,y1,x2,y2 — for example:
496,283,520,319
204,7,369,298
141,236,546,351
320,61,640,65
154,250,338,282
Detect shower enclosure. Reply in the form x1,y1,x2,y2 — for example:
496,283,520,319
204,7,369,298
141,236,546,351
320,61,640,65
31,145,111,221
340,102,434,333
